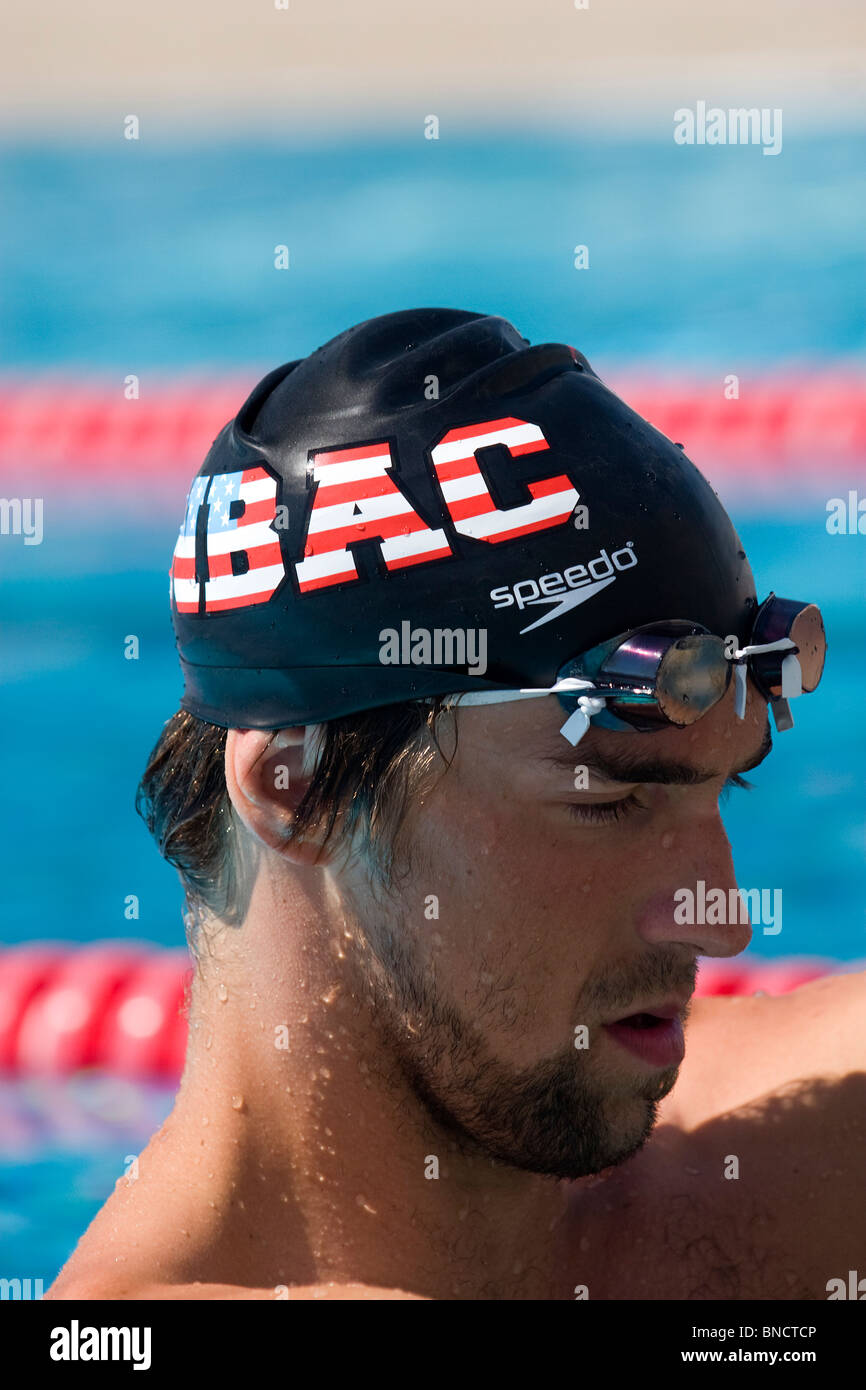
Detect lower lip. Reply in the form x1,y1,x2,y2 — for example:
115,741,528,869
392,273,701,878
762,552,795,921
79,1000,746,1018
602,1016,685,1069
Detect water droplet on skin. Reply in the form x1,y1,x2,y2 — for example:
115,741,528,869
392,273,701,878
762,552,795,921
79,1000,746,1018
218,983,229,1003
231,1094,245,1111
320,984,340,1005
319,1067,331,1080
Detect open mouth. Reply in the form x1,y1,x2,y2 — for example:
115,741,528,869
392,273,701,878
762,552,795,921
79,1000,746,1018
602,1008,685,1067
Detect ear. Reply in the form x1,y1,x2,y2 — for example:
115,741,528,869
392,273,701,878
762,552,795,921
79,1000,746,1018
224,726,333,867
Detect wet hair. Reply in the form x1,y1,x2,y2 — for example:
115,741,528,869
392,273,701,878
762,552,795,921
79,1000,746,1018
135,701,453,949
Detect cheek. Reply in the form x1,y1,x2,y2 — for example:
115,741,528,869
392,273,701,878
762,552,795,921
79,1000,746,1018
410,791,611,1035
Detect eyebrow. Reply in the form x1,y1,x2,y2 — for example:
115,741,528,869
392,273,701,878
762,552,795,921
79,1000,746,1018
539,720,774,787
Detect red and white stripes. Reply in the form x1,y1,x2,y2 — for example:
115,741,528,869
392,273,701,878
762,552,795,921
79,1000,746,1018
295,442,452,593
430,416,579,542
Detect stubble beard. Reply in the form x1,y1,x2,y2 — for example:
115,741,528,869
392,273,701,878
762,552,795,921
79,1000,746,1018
342,875,685,1181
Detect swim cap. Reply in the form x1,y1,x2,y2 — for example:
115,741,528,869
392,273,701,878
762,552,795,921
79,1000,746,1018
170,307,757,729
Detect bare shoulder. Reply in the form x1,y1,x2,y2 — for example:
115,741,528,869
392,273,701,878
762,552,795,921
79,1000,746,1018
574,1067,866,1299
659,969,866,1132
46,1272,428,1300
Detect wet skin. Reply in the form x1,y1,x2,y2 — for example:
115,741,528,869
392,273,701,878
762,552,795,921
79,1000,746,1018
47,681,866,1300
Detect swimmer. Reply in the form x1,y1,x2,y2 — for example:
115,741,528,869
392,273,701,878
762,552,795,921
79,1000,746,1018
47,309,862,1301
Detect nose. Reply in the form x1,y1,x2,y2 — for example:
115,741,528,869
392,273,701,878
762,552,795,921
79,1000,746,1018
633,809,753,959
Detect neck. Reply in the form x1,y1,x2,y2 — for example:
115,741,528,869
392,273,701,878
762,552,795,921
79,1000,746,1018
162,865,578,1299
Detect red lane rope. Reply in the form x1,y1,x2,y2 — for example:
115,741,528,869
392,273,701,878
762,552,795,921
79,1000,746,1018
0,946,191,1081
0,374,864,482
0,945,848,1081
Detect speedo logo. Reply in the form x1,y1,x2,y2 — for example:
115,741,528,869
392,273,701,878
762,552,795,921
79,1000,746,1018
490,542,638,634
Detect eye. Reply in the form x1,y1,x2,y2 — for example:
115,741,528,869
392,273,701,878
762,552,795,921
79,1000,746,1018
567,792,648,825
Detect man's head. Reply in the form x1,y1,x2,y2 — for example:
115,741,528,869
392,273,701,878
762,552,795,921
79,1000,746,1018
139,674,769,1182
142,307,823,1183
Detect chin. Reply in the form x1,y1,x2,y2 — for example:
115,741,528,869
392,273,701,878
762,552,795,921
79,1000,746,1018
601,1090,666,1166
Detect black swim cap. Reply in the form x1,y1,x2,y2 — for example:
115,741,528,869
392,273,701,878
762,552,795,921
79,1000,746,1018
170,307,756,728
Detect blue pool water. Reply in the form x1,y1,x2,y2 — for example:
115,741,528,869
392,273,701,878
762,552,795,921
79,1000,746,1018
0,1079,175,1290
0,131,864,1290
1,131,865,371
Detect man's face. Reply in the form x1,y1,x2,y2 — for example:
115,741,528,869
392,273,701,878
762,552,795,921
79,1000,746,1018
333,683,769,1181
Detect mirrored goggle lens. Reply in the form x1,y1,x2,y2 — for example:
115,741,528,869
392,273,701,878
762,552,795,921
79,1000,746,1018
750,598,827,697
654,634,732,723
592,625,730,727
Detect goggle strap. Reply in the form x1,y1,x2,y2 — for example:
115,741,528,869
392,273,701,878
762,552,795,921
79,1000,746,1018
733,663,748,720
559,693,608,747
781,653,803,699
559,706,592,746
731,637,797,661
425,631,810,740
432,676,601,709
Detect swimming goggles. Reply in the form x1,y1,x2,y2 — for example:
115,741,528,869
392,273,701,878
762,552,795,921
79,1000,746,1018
435,595,826,747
